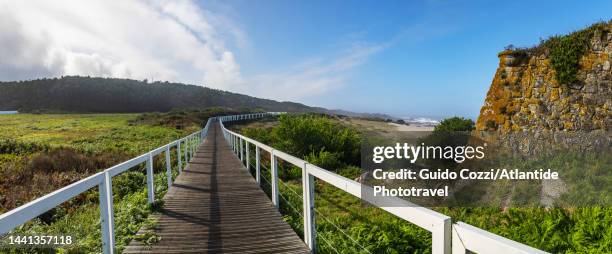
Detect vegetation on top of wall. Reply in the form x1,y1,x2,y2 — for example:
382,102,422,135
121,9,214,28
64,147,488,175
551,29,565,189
502,20,610,87
545,22,607,86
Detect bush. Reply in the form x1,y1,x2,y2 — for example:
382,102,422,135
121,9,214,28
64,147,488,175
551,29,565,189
272,114,361,166
237,114,362,176
543,24,601,87
338,165,362,179
112,171,147,199
0,139,50,154
305,150,345,171
434,117,475,132
508,21,610,87
27,148,129,173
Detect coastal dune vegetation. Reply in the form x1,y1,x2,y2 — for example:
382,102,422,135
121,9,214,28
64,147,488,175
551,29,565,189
231,113,611,253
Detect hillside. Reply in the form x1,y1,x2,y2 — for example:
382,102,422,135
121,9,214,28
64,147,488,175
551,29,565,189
0,76,324,113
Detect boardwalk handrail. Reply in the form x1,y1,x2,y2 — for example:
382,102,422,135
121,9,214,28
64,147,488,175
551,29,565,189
0,117,213,254
452,222,548,254
219,113,549,254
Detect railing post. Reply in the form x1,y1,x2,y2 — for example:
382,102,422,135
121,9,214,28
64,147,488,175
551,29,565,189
177,141,182,173
271,150,279,208
189,136,193,160
432,217,452,254
165,146,172,189
235,136,239,155
187,136,191,161
146,153,154,204
246,141,250,171
240,138,244,163
196,135,199,148
452,226,467,254
186,137,190,162
183,139,188,166
99,171,115,254
302,163,316,252
255,146,261,184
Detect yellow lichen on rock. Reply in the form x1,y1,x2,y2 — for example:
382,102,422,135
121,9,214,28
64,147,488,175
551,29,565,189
550,88,559,101
476,22,611,133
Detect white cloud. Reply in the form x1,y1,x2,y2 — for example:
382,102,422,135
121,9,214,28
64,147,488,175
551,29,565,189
0,0,243,88
246,43,386,101
0,0,385,103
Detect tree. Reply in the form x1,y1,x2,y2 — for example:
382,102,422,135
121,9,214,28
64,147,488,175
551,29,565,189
434,117,474,132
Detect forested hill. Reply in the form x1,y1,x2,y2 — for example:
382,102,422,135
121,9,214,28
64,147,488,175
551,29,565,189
0,76,324,113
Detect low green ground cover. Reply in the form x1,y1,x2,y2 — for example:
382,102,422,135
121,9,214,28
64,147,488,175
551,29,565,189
0,111,219,253
234,114,612,254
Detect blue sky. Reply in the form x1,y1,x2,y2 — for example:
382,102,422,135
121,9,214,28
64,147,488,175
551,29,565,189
200,0,612,119
2,1,611,119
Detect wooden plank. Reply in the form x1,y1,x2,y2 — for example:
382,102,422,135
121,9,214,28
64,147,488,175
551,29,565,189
124,122,309,254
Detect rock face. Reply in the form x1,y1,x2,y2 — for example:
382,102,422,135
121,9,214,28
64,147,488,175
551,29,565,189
475,23,611,153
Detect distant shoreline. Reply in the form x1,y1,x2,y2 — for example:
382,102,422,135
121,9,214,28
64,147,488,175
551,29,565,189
388,122,434,131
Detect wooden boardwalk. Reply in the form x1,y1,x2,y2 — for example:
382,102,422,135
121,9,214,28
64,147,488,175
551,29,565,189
124,122,309,254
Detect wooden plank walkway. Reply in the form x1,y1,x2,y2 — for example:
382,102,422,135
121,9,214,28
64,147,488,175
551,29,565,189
124,122,309,254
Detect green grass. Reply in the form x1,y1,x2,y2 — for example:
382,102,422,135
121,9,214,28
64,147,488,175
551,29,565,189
235,114,612,254
0,114,194,154
0,113,195,253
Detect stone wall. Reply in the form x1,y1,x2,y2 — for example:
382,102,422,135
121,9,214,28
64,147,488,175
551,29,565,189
475,23,611,153
477,29,610,132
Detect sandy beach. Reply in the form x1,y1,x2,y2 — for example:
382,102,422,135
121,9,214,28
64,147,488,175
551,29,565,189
387,122,434,131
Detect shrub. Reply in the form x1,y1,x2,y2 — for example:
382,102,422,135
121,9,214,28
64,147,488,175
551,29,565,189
434,117,475,132
338,165,362,179
508,21,610,87
0,139,50,154
27,148,129,173
305,150,345,171
272,114,361,166
112,171,147,199
543,25,598,87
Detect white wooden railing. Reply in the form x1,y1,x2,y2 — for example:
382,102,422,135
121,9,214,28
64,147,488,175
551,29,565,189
0,117,213,254
220,113,549,254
